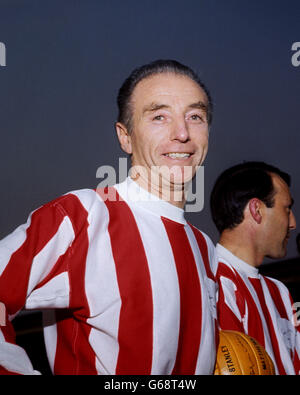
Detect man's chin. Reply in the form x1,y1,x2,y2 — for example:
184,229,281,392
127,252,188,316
266,248,287,260
159,165,196,185
129,163,196,193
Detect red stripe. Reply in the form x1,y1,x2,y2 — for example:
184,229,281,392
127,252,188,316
216,263,266,347
217,263,246,320
0,318,16,345
249,278,287,375
0,203,64,314
162,218,202,375
263,277,289,320
294,350,300,374
189,224,215,281
217,265,245,332
100,187,153,374
53,194,97,375
232,269,266,347
0,366,21,375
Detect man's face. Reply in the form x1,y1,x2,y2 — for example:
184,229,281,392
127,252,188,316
117,73,209,194
262,174,296,259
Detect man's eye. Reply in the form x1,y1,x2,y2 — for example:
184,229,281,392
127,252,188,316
153,115,164,121
190,114,202,121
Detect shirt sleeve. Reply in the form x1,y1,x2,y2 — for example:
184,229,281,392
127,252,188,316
0,200,75,374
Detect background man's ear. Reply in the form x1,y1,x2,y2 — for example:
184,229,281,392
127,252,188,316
115,122,132,154
248,198,262,224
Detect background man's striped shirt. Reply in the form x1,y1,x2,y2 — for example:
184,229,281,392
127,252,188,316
216,244,300,375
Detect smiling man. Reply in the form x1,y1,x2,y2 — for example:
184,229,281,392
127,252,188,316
0,60,218,375
116,67,210,204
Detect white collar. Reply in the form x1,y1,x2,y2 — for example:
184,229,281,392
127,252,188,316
216,243,259,278
114,177,186,225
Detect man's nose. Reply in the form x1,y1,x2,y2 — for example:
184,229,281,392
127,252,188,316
289,210,297,230
171,119,190,142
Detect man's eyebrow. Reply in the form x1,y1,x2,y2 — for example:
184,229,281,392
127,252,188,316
142,101,208,114
188,101,208,112
289,198,294,208
142,103,170,114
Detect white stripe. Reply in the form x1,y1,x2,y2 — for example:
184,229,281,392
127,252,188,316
0,337,41,374
219,276,242,321
260,277,295,374
25,272,70,309
26,216,75,297
129,204,180,375
246,276,279,370
184,226,216,374
239,272,277,367
223,261,271,348
232,268,279,372
243,303,249,332
200,230,218,276
71,189,121,374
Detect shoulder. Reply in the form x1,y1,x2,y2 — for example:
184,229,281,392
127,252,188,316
187,223,218,276
31,188,118,238
46,188,106,213
188,223,215,249
33,188,109,227
261,274,292,299
188,224,216,260
214,247,239,282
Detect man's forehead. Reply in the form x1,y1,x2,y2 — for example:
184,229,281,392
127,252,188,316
271,173,292,201
131,72,207,104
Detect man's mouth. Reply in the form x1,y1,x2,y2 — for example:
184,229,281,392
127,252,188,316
163,152,192,159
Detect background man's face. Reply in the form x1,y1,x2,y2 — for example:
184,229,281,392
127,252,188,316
262,174,296,259
127,73,209,190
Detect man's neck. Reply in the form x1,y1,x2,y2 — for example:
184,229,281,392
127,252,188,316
129,173,187,209
219,230,264,268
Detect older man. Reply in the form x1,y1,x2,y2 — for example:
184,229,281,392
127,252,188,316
0,60,217,375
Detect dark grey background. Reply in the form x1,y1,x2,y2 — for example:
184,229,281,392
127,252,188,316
0,0,299,261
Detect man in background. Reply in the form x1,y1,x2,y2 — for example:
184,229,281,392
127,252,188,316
210,161,299,374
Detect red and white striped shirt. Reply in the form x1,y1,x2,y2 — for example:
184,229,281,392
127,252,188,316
216,244,300,375
0,177,218,375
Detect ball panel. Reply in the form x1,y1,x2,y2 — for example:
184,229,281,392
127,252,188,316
242,333,275,375
214,330,275,375
225,331,259,375
215,331,243,375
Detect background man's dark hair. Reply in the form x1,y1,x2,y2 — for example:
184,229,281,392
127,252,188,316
117,59,213,133
210,161,291,233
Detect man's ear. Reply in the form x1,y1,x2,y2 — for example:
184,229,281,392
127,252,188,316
248,198,262,224
115,122,132,154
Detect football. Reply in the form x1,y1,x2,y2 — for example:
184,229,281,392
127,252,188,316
214,330,275,375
